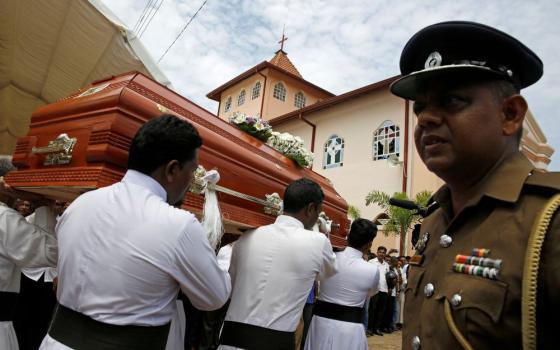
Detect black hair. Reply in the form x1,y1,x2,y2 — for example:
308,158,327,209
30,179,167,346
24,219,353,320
347,218,378,249
128,114,203,175
283,178,324,214
377,246,387,253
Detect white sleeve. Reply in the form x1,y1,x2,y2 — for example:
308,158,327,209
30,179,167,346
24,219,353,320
216,244,233,272
170,216,231,311
368,266,380,297
317,236,338,280
0,206,57,268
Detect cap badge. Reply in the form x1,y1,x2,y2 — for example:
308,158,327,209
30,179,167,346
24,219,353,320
425,51,442,69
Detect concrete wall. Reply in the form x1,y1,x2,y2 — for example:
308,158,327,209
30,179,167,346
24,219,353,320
217,68,331,121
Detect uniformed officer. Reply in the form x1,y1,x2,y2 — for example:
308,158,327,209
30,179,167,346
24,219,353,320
390,21,559,349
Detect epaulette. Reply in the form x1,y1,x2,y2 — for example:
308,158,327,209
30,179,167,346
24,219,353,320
524,171,560,194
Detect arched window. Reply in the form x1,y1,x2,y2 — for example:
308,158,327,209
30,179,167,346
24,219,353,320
273,82,286,101
237,90,246,106
323,135,344,169
224,96,232,112
294,92,306,108
373,120,400,160
252,82,261,100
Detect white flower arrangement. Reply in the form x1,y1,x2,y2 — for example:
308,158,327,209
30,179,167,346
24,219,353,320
266,131,314,168
228,112,272,142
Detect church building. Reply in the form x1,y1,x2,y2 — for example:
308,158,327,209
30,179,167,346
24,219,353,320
206,37,555,254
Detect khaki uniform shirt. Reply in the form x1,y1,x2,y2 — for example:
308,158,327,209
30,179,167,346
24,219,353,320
403,152,560,350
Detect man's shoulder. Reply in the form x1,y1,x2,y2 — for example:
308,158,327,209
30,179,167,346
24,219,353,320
524,171,560,193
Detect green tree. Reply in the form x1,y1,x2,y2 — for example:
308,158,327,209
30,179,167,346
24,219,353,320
365,190,432,254
347,205,361,221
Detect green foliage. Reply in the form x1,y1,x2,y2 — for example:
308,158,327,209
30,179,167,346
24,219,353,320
347,205,361,221
365,190,433,237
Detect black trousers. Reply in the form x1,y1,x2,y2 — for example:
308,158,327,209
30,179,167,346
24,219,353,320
383,295,396,329
199,300,229,350
300,302,314,350
368,291,388,332
13,273,57,350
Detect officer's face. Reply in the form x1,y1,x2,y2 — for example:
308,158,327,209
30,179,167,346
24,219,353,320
413,79,507,182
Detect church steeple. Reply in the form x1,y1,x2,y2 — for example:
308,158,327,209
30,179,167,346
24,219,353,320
269,29,303,78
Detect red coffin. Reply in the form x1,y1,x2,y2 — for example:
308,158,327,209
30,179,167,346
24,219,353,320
5,72,349,247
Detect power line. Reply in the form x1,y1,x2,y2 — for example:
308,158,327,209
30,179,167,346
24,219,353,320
157,0,209,63
133,0,156,33
138,0,165,38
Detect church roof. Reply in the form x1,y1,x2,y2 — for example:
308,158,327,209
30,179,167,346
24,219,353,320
206,55,333,101
269,75,400,126
269,50,302,77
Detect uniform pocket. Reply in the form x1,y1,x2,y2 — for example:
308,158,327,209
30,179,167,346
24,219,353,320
405,266,425,297
435,272,508,324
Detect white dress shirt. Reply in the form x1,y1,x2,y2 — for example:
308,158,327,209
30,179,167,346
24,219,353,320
22,206,58,282
40,170,231,350
0,203,57,293
305,247,379,350
219,215,337,349
217,242,234,272
369,258,389,293
0,202,57,350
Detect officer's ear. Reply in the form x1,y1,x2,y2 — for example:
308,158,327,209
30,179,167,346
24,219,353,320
500,94,527,138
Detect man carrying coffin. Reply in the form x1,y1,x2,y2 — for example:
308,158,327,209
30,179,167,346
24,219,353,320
304,218,379,350
40,114,231,350
0,156,58,350
219,178,338,350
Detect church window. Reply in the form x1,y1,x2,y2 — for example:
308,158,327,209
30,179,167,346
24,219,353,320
323,135,344,169
252,82,261,100
238,90,246,106
273,82,286,101
373,120,400,160
294,92,306,108
224,96,232,112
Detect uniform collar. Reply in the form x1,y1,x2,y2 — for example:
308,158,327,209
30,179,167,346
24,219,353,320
434,151,533,215
344,246,365,259
122,170,167,202
275,215,305,229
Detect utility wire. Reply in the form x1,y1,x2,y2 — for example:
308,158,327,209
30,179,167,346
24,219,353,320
157,0,208,63
133,0,156,33
138,0,165,38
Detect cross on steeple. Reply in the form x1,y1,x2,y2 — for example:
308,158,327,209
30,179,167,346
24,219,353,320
278,26,288,51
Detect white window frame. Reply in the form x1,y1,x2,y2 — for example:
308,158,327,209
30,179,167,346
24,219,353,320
224,96,232,112
294,91,306,108
373,120,400,160
238,90,246,106
323,134,344,169
273,82,286,101
252,82,261,100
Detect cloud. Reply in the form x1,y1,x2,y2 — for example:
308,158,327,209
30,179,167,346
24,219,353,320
101,0,560,169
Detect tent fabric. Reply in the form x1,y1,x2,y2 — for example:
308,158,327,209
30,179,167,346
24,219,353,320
0,0,171,154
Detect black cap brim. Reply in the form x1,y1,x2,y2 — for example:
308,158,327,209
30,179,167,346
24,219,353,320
390,64,510,100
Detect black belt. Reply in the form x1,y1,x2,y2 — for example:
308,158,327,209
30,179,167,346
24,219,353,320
0,291,18,321
312,300,363,323
219,320,295,350
48,304,170,350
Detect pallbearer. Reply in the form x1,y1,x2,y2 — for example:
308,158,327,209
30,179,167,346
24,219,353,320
39,115,231,350
219,179,338,350
304,219,379,350
0,155,58,350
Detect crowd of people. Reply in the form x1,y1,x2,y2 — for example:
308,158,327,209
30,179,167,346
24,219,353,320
0,20,558,350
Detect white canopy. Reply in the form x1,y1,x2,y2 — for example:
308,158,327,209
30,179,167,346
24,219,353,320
0,0,171,154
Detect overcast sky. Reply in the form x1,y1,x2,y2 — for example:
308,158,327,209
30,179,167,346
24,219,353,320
101,0,560,170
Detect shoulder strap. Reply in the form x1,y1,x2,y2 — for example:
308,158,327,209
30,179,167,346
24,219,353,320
522,193,560,350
